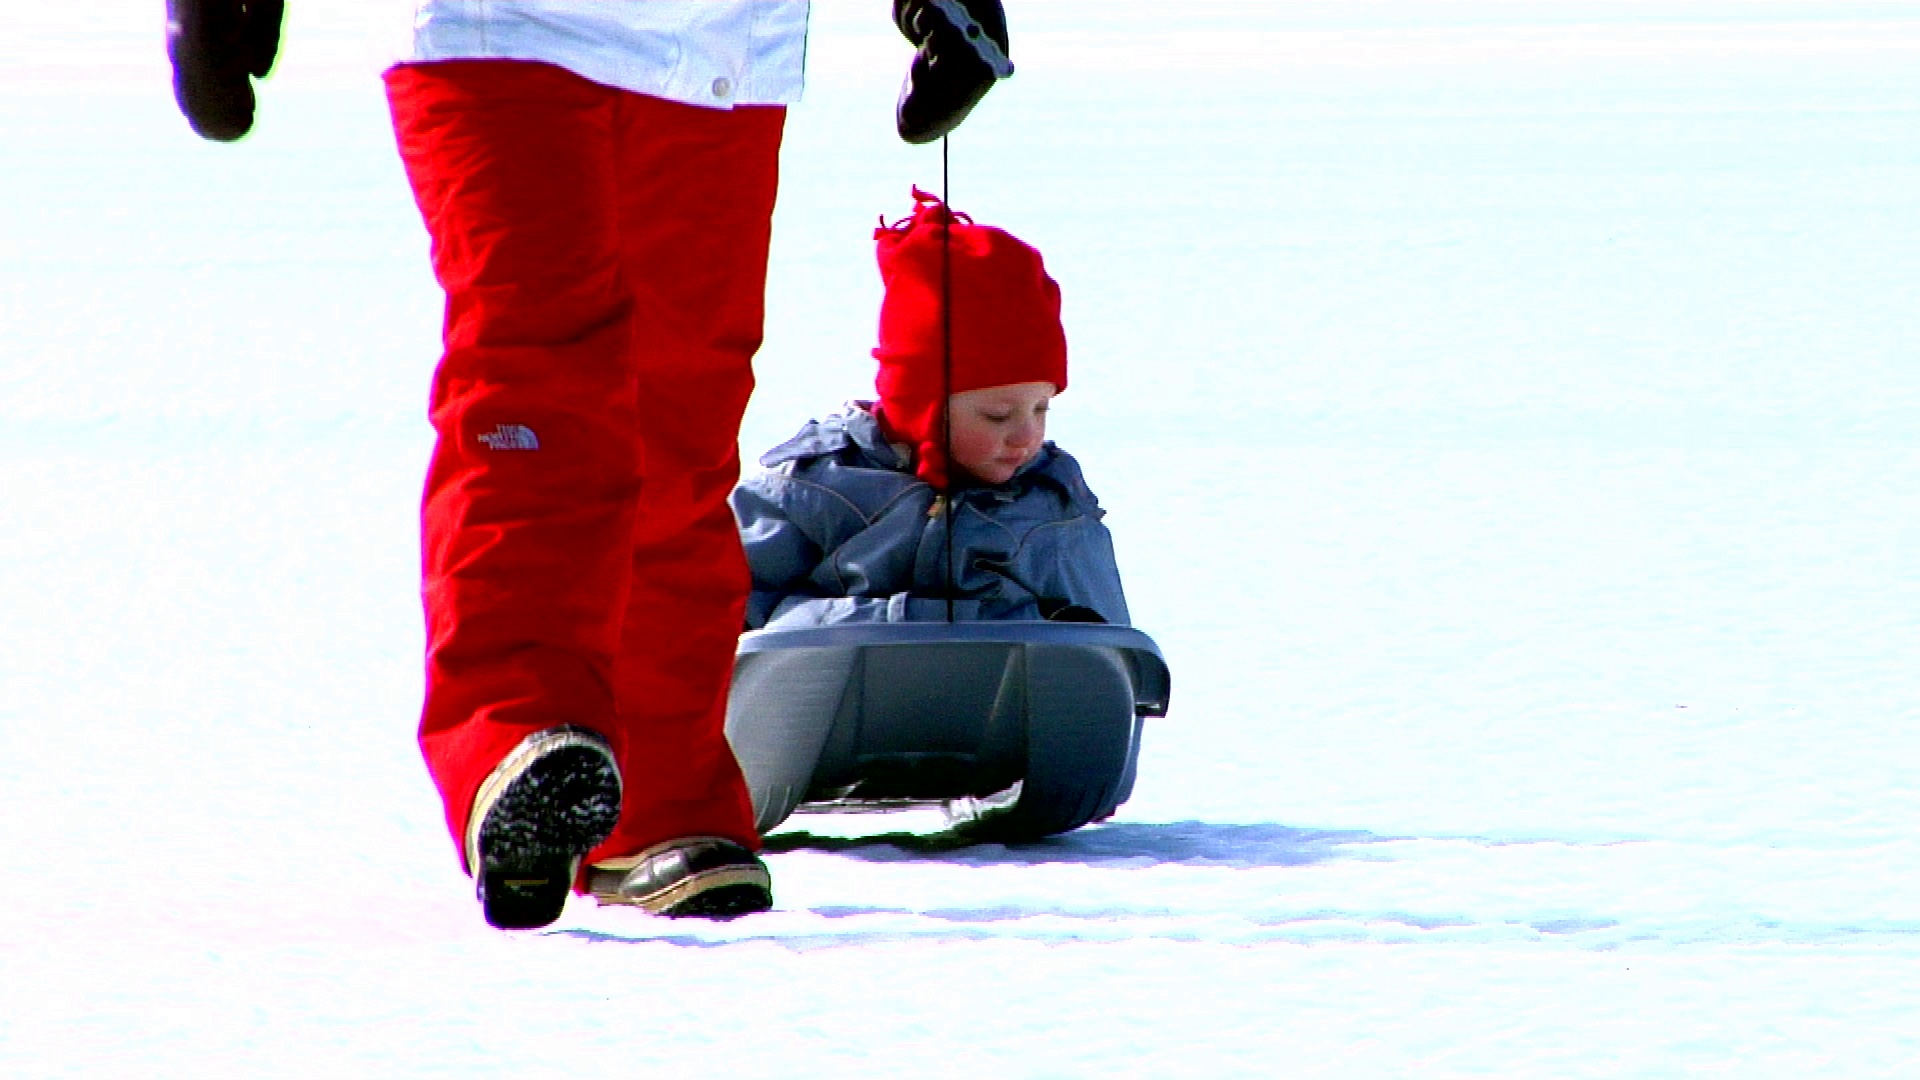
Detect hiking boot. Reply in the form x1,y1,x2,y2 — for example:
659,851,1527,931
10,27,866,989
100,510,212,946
586,837,773,918
466,726,622,930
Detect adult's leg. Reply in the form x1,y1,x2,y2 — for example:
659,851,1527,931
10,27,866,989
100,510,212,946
386,60,640,865
587,95,788,862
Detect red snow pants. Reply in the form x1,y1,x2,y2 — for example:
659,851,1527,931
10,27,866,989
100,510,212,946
385,60,785,879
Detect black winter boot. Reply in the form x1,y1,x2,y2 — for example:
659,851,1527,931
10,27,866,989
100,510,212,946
166,0,284,141
466,726,622,930
587,838,773,919
894,0,1014,144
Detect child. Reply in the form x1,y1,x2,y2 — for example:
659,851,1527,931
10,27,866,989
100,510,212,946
732,191,1129,631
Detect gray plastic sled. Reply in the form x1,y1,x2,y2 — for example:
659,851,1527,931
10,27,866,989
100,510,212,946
724,622,1171,842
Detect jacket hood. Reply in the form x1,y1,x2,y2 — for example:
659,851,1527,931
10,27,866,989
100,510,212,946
759,403,905,470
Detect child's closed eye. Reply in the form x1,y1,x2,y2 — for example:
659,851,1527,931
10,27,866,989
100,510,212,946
978,404,1046,424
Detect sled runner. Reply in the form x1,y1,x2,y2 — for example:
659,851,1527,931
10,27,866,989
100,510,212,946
724,621,1170,841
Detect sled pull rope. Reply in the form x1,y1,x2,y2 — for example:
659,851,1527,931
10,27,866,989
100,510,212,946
942,134,956,624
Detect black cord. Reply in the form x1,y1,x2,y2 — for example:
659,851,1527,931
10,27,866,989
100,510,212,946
942,134,956,624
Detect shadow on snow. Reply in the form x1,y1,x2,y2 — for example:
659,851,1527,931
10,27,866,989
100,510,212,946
757,819,1392,869
542,822,1672,951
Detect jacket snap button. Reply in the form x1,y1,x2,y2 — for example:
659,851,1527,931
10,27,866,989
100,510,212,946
712,76,733,98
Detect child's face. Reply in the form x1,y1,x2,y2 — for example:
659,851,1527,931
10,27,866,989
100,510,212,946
947,381,1056,485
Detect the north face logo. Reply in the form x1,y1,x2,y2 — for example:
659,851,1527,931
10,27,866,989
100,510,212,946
478,424,540,451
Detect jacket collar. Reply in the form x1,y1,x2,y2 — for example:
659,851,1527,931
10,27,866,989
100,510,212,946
760,403,1102,516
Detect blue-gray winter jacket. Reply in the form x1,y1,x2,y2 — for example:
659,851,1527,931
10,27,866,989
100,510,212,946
731,404,1130,631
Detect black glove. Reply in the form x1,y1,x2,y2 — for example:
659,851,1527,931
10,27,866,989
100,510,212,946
1039,599,1106,624
893,0,1013,144
167,0,285,141
970,556,1102,622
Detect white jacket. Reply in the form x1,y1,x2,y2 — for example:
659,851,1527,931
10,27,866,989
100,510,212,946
406,1,810,108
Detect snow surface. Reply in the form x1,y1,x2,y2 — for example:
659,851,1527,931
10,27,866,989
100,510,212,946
5,1,1920,1075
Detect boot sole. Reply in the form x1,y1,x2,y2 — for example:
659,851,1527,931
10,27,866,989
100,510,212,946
636,865,773,919
589,853,773,919
469,729,621,930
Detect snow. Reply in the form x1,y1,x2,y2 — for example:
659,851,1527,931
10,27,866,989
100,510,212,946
5,1,1920,1075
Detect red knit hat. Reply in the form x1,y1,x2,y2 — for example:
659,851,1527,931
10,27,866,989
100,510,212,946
872,188,1068,489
